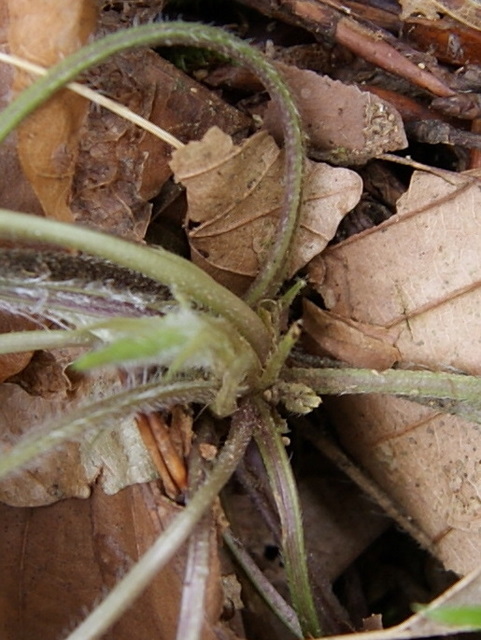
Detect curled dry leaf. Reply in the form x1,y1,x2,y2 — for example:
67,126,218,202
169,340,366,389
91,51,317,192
0,311,40,382
400,0,481,30
264,63,407,165
0,2,44,216
7,0,98,222
302,300,401,370
0,373,158,507
309,169,481,574
170,127,362,295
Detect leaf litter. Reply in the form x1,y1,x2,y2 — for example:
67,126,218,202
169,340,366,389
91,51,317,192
3,0,481,637
171,126,362,295
307,168,481,575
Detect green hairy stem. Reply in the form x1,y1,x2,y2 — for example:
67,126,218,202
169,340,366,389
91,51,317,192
0,21,304,304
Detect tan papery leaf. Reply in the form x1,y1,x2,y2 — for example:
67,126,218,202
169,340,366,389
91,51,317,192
0,375,158,507
311,170,481,574
400,0,481,30
170,127,362,295
7,0,97,221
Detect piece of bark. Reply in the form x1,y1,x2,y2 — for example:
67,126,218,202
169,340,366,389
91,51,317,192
238,0,456,98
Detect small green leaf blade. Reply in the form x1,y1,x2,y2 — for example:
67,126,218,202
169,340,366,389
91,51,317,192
417,605,481,629
73,328,184,370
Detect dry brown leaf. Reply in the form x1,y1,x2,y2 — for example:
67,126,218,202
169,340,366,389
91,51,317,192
0,481,225,640
309,169,481,574
303,300,401,370
7,0,97,222
400,0,481,30
264,63,407,165
0,375,158,507
71,45,250,240
0,312,40,382
170,127,362,295
0,3,46,216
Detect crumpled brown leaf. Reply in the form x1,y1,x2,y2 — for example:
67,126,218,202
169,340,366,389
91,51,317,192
264,62,407,165
308,169,481,575
7,0,97,221
170,126,362,295
0,373,158,507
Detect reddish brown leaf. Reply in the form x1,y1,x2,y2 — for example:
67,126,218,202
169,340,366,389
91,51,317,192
0,482,224,640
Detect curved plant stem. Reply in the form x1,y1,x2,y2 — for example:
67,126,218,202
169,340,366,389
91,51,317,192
253,398,322,637
176,425,215,640
65,398,256,640
0,51,184,149
0,21,304,304
176,516,211,640
0,209,269,362
0,378,215,480
223,529,303,638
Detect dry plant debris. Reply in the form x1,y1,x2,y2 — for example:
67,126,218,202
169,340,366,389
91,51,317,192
171,127,362,295
307,168,481,575
3,0,481,638
8,0,97,222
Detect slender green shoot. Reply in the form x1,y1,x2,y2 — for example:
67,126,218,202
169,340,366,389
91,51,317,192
254,398,322,637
